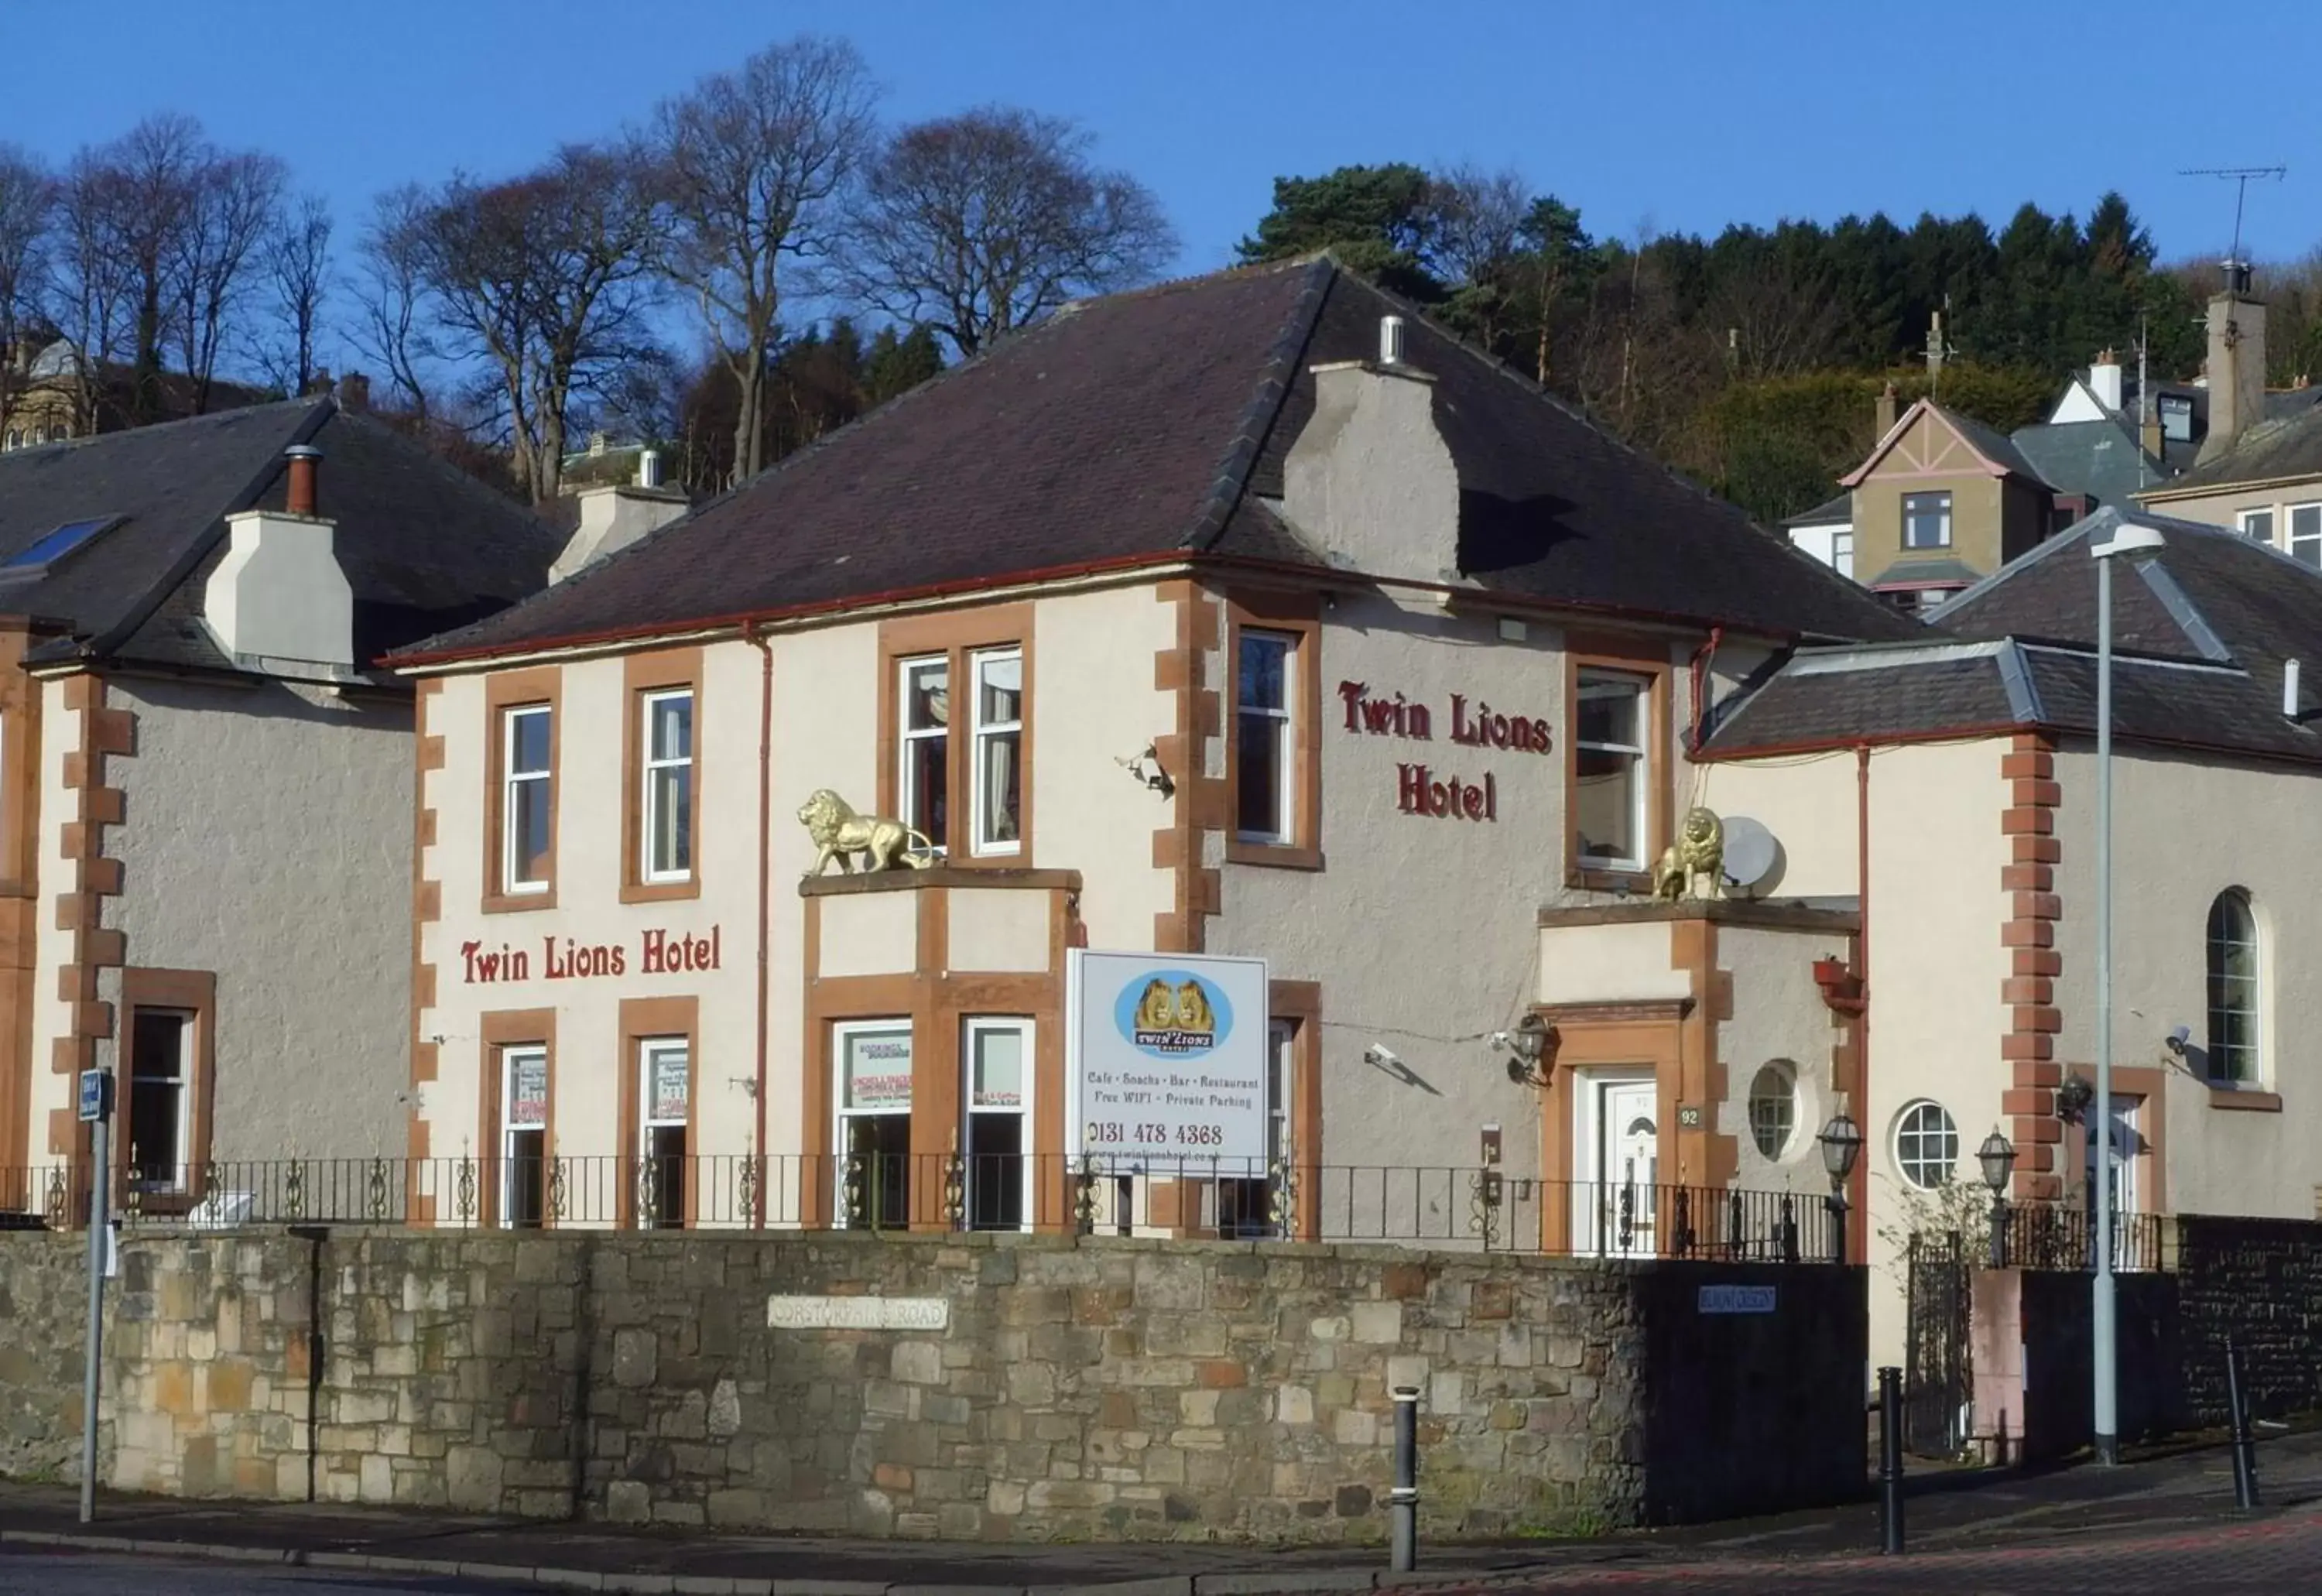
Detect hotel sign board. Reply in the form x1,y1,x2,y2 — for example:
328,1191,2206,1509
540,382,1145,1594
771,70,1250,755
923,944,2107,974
1067,950,1269,1170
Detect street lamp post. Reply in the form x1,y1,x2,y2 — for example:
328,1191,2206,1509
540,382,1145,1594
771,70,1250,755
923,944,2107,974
1817,1114,1863,1265
1978,1130,2017,1270
2089,521,2164,1466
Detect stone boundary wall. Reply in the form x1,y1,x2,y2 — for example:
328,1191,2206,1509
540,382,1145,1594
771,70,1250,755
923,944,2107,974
0,1229,1864,1540
2174,1215,2322,1425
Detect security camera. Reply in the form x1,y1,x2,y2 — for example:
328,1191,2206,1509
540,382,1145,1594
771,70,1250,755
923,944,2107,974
2165,1025,2190,1057
1488,1031,1512,1052
1365,1043,1401,1069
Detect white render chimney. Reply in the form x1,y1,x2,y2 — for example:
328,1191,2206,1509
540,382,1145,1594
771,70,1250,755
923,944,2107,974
551,481,689,584
2088,349,2123,414
204,444,354,673
1378,314,1406,366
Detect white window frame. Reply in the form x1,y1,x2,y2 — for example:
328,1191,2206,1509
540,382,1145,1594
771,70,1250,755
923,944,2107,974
969,646,1023,858
2238,507,2276,545
2288,503,2322,569
1832,530,1855,580
636,1037,690,1228
639,688,694,884
500,1043,550,1228
126,1007,196,1194
2206,889,2261,1087
1574,669,1651,872
962,1017,1033,1233
833,1019,914,1228
1891,1100,1958,1190
1235,630,1297,845
897,654,949,857
1747,1061,1796,1161
1902,491,1953,550
502,704,553,896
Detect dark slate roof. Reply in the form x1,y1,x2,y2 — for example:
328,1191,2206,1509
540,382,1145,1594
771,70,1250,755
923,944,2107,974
1782,491,1852,529
1939,403,2052,486
1872,557,1983,588
0,399,560,680
2008,418,2163,506
1704,505,2322,764
2154,399,2322,494
402,258,1916,663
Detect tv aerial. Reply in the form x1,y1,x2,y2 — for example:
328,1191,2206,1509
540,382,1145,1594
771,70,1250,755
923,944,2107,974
2178,166,2287,265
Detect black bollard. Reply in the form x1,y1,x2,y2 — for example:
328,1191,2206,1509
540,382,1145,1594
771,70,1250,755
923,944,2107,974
2225,1337,2260,1510
1878,1365,1906,1554
1389,1385,1420,1573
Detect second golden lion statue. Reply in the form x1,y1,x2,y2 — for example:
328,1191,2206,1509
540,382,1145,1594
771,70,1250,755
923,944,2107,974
1651,807,1724,902
797,789,936,876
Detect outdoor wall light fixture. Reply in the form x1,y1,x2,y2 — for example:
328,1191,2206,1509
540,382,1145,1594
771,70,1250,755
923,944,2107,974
1498,1013,1554,1086
1115,744,1174,798
1817,1113,1862,1265
2057,1074,2095,1125
1979,1129,2017,1269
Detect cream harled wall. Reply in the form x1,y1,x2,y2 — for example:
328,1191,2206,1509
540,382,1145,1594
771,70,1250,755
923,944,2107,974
413,584,1182,1187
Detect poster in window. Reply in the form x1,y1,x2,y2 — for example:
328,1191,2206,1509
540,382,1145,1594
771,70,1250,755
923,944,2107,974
973,1028,1024,1108
844,1030,913,1112
649,1050,690,1122
509,1055,548,1128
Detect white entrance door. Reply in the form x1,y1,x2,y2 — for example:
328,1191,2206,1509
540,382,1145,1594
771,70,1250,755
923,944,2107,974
1574,1072,1659,1256
2085,1094,2142,1266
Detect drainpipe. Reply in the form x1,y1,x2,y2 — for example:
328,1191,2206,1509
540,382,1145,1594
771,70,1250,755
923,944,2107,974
1854,743,1872,1265
1687,626,1724,749
747,622,773,1226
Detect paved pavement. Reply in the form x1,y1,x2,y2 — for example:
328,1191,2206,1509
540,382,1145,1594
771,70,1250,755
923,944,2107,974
3,1428,2320,1594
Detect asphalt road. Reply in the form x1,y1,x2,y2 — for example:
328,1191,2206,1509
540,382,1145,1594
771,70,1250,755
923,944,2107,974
0,1550,507,1595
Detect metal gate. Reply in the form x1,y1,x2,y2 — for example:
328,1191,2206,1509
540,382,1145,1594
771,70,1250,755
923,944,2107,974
1904,1231,1971,1457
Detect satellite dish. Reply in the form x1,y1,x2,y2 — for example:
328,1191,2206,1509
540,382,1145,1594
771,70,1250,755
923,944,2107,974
1720,815,1781,893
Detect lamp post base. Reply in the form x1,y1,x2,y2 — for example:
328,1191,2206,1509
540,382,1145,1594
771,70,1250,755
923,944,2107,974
2094,1432,2120,1468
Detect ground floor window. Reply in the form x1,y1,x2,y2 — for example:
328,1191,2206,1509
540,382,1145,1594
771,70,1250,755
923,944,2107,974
502,1045,549,1228
836,1022,913,1229
1892,1099,1958,1190
963,1019,1032,1231
637,1039,688,1228
1207,1019,1295,1238
126,1009,194,1194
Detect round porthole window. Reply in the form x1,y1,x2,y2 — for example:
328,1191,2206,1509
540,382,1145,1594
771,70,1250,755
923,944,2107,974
1748,1063,1796,1159
1892,1100,1960,1190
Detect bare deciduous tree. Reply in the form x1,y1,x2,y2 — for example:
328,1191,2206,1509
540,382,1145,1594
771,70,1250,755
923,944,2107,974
406,146,664,502
258,193,334,396
102,115,207,421
845,107,1176,356
354,186,440,420
172,149,287,412
52,152,138,433
0,145,53,435
655,35,877,485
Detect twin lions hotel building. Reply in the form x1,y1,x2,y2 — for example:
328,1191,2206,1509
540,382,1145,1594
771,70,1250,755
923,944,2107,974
390,257,2099,1343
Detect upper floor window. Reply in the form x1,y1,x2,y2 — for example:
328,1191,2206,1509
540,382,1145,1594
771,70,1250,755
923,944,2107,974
899,656,949,855
1574,669,1650,871
639,689,693,883
502,704,553,894
1832,531,1855,580
2289,504,2322,569
2239,508,2276,545
2206,889,2259,1085
970,647,1022,855
1236,631,1296,844
1902,491,1953,550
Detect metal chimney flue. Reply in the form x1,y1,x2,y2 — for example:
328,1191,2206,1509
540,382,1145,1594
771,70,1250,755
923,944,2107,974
284,444,323,517
637,447,663,490
1378,315,1406,367
2286,658,2302,719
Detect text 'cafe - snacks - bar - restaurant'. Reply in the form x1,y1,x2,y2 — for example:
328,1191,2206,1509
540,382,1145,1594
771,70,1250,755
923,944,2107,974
387,256,1913,1248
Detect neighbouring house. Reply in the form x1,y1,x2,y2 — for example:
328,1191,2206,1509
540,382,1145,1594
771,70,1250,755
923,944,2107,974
0,399,561,1218
1701,503,2322,1360
1,334,272,454
385,256,1919,1255
1782,491,1853,578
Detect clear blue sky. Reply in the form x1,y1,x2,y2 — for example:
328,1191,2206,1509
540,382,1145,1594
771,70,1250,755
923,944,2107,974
5,0,2313,306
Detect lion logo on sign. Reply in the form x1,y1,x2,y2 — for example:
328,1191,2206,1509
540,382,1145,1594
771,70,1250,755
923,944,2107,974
797,789,936,877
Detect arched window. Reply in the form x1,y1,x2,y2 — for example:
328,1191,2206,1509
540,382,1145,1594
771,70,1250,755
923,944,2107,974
2207,889,2259,1084
1748,1062,1796,1159
1892,1101,1958,1190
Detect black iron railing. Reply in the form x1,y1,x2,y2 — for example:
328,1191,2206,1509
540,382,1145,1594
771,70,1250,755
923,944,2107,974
0,1156,1837,1261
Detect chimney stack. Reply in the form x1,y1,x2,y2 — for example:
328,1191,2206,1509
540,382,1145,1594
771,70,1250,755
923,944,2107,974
2089,349,2123,413
338,372,371,413
2199,260,2268,464
1875,381,1898,437
284,444,322,517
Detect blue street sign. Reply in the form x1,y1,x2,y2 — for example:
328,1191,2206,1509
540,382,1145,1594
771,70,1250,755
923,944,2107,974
76,1070,108,1122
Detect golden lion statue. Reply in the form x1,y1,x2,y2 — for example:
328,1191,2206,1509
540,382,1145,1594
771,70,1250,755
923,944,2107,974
798,789,936,876
1652,807,1724,902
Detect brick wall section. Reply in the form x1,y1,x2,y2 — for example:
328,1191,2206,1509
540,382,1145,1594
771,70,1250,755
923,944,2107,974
0,1230,1864,1539
2000,732,2065,1200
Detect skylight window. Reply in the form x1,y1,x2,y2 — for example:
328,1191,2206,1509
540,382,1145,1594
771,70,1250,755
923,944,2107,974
2,515,118,577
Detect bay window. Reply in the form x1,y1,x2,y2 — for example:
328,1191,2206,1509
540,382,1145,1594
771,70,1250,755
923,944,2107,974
971,648,1022,855
636,1039,690,1228
1574,669,1651,871
898,656,949,855
836,1022,913,1229
964,1019,1032,1231
500,1044,550,1229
